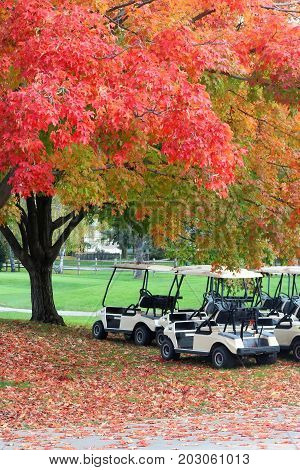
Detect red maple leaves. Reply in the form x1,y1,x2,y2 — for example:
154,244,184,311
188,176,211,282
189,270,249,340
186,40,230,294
0,1,298,200
0,0,240,199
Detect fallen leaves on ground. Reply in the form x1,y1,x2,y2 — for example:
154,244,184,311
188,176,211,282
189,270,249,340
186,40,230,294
0,320,299,449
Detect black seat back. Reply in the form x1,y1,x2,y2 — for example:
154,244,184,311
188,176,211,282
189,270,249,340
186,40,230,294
140,294,176,311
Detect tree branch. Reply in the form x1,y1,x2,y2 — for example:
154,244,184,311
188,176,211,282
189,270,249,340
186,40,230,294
18,219,29,255
26,196,43,259
51,210,85,261
0,225,30,266
191,9,216,23
207,69,250,81
0,169,14,209
52,211,77,232
104,14,138,35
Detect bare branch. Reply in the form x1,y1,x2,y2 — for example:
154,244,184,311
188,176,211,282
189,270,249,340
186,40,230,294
104,14,138,35
191,9,216,23
52,211,77,232
51,210,85,260
0,225,26,262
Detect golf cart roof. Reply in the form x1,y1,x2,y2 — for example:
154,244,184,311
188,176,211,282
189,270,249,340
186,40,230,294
258,266,289,275
114,263,175,273
179,268,263,279
285,266,300,275
176,264,211,272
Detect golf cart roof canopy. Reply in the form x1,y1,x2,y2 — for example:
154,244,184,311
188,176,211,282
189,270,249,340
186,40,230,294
285,266,300,275
179,268,263,279
176,264,211,272
114,263,176,273
258,266,289,275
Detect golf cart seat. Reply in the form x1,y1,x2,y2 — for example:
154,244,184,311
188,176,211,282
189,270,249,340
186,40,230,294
139,292,176,311
260,294,278,310
257,317,279,326
216,308,258,325
282,299,300,316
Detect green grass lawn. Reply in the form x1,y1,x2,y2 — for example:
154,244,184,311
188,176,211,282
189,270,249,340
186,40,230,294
0,269,291,323
0,269,206,313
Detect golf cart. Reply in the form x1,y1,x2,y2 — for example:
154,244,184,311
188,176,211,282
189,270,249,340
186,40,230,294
160,268,280,368
92,263,185,346
257,266,300,361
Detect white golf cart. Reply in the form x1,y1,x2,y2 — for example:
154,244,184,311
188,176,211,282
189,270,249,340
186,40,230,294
160,268,280,368
257,266,300,361
92,263,185,346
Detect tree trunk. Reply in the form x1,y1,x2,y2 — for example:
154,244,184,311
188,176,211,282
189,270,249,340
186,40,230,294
121,246,127,260
57,244,66,274
29,265,64,325
0,194,85,325
134,236,145,279
9,247,15,272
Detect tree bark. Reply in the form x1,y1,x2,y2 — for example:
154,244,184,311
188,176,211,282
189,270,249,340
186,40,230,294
29,265,64,324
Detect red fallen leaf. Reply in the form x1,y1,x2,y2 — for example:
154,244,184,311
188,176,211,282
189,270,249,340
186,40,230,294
136,440,149,447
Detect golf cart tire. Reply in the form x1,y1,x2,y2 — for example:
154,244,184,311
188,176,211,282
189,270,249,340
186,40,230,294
256,352,277,365
160,338,180,361
292,338,300,362
211,345,236,369
133,324,152,346
124,333,133,342
155,329,165,347
92,321,108,340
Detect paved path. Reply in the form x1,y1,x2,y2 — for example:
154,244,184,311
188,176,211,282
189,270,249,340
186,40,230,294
0,307,97,317
1,408,299,450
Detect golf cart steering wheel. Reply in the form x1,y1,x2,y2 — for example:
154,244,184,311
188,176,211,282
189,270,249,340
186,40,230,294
140,288,153,297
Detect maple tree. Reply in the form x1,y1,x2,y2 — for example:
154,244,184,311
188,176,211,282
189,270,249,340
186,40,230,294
0,0,299,324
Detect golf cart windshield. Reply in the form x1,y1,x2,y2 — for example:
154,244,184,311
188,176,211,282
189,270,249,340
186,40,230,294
102,263,183,315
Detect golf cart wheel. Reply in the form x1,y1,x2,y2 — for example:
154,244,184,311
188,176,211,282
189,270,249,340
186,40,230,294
133,325,152,346
211,345,236,369
155,329,165,347
292,339,300,362
256,353,277,365
160,338,180,361
92,321,108,340
124,333,133,342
